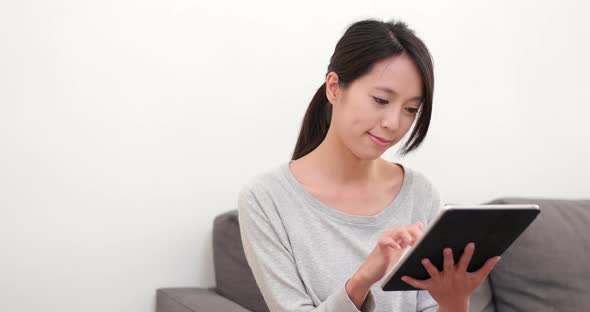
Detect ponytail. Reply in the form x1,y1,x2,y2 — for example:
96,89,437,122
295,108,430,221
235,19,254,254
291,82,332,160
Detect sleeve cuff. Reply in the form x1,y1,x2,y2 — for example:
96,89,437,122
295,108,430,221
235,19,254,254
360,289,376,312
336,280,376,312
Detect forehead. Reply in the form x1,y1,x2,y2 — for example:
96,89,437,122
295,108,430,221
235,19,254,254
359,53,423,95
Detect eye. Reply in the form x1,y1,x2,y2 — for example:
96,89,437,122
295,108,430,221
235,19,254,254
372,96,388,105
406,107,419,114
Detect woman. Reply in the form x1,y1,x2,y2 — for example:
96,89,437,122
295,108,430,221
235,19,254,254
237,18,500,312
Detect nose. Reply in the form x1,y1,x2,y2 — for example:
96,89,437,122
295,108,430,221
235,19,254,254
381,105,402,131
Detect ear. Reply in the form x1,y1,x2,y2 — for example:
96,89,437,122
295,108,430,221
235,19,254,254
325,72,340,105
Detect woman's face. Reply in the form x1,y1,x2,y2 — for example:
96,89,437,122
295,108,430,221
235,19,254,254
326,53,424,159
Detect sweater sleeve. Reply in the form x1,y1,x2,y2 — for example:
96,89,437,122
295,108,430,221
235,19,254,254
237,184,377,312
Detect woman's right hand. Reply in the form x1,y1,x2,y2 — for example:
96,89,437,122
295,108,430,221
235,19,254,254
354,222,424,286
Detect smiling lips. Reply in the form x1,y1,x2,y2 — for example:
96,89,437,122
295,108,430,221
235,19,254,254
368,132,392,147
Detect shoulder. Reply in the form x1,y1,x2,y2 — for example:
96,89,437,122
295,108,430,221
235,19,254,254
239,163,284,198
407,165,439,195
237,162,288,213
400,164,443,215
237,163,295,237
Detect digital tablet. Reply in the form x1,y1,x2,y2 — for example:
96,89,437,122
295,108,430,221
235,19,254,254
381,204,541,291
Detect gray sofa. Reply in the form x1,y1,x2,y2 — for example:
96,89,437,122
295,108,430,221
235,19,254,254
156,197,590,312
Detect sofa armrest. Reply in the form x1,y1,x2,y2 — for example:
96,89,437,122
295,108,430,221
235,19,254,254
156,287,252,312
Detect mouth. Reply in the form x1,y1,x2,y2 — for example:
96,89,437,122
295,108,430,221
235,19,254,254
368,132,393,147
368,132,393,143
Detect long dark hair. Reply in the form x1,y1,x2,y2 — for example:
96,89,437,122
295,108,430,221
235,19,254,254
292,18,434,160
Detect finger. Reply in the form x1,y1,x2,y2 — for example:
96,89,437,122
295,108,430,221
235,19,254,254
457,242,475,272
386,230,405,248
474,256,502,279
392,229,413,247
443,247,454,272
384,228,407,245
411,221,423,232
378,236,402,250
401,275,430,290
388,224,421,240
409,222,422,234
386,237,402,250
401,229,414,245
421,258,439,278
406,227,422,246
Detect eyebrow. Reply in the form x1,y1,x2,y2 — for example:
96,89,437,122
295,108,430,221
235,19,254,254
374,86,424,102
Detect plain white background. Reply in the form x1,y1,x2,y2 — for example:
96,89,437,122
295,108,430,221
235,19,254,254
1,0,588,311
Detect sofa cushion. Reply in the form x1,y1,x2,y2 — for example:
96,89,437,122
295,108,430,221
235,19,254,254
469,276,496,312
213,210,269,312
484,197,590,312
157,287,251,312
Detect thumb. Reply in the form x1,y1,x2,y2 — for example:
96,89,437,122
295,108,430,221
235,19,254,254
475,256,501,279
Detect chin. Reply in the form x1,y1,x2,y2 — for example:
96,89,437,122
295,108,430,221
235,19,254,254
354,147,386,161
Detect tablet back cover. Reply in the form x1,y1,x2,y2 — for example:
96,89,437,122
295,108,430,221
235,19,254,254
382,207,540,291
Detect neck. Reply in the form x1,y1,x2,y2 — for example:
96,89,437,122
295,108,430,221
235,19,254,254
303,127,384,187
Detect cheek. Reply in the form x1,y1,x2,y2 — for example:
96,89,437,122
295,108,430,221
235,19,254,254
402,117,417,131
347,101,376,125
335,98,378,135
344,110,373,136
395,119,416,142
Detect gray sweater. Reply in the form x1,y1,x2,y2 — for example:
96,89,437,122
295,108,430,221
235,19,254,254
238,160,444,312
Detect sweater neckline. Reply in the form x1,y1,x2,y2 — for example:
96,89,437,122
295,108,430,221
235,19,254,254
280,160,413,226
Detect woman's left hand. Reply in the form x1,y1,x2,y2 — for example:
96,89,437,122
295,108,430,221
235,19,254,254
400,242,501,311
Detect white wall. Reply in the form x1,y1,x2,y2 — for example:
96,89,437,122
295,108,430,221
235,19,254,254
1,0,588,311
